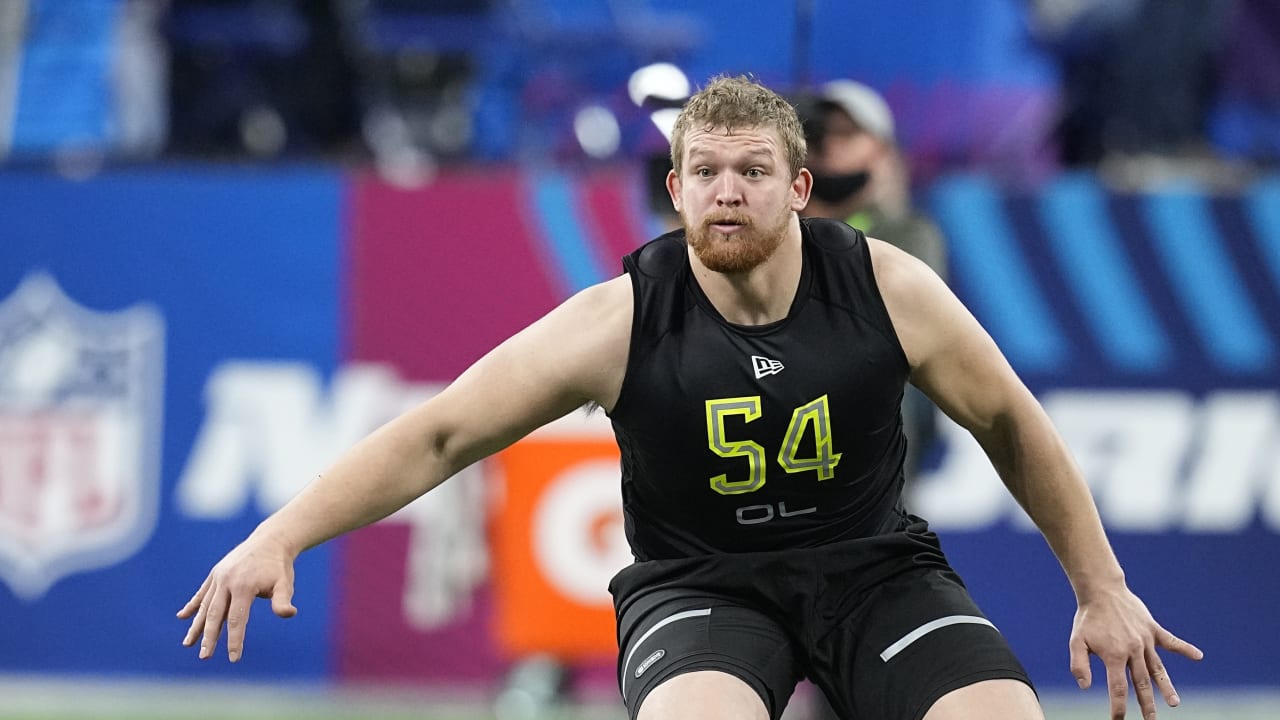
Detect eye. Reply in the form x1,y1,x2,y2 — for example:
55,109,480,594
745,168,764,178
696,167,713,178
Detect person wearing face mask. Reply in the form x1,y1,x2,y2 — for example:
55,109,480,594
797,80,948,484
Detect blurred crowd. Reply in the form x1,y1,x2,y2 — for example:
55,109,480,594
1,0,1278,188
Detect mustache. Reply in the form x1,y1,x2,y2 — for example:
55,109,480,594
701,213,752,227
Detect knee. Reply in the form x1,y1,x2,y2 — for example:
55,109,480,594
638,670,770,720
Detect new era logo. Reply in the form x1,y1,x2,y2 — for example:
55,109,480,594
752,355,785,379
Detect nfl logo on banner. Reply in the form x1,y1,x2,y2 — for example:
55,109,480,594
0,273,165,600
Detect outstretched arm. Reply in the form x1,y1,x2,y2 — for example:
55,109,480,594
177,275,633,662
870,239,1202,720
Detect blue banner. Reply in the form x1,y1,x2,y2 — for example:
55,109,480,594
924,172,1280,687
0,168,343,677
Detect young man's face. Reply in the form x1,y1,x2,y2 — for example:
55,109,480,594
668,125,811,273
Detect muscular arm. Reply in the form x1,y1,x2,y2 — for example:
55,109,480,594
870,239,1201,719
870,240,1119,594
257,274,633,556
179,275,633,659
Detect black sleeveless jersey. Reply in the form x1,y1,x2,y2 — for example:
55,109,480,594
609,217,911,560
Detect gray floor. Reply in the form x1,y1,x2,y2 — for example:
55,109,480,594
0,675,1274,719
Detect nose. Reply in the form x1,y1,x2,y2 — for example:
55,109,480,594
716,174,743,206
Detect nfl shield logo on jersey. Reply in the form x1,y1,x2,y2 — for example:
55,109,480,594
0,273,165,600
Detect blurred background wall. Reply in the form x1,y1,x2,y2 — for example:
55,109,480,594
1,0,1278,717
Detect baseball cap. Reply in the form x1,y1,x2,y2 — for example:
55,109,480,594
818,79,895,144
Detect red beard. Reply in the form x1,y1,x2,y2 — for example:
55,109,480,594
684,208,791,274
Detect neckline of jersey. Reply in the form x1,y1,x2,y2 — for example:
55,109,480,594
684,225,814,335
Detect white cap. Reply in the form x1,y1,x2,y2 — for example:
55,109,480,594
819,80,895,144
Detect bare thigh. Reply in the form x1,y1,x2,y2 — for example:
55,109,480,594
922,679,1044,720
638,670,770,720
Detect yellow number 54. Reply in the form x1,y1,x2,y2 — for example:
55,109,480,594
705,395,843,495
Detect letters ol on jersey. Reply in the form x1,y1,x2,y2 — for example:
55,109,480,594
0,274,164,599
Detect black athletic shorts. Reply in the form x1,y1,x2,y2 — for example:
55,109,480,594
610,519,1033,720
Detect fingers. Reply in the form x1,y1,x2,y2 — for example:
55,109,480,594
1105,661,1129,720
270,577,297,619
176,575,212,620
182,594,209,648
1094,629,1200,720
198,584,230,660
1129,652,1159,720
1069,635,1092,689
1159,629,1204,662
225,595,253,663
182,580,284,662
179,543,300,662
1146,647,1180,708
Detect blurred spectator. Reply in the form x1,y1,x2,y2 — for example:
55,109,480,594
165,0,362,158
116,0,171,159
795,81,947,486
1,0,169,165
1028,0,1235,167
347,0,490,168
798,80,947,281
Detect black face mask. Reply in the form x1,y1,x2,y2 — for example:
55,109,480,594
810,171,870,204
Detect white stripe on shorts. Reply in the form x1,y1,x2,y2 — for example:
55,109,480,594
620,608,712,696
880,614,996,662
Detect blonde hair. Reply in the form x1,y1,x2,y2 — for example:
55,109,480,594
669,75,807,180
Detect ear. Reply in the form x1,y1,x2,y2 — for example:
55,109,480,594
791,168,813,212
666,169,682,212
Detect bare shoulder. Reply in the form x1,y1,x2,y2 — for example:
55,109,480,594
866,237,954,365
866,235,938,298
532,273,634,408
867,239,1033,432
550,274,634,354
428,274,634,460
557,273,634,325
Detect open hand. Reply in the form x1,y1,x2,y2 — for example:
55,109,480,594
1069,588,1203,720
176,532,298,662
